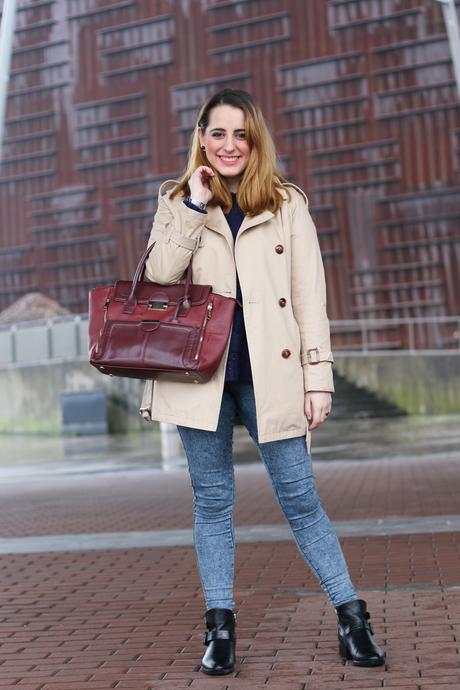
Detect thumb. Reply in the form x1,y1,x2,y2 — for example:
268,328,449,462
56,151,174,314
304,395,312,421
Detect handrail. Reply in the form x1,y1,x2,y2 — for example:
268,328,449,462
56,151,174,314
330,315,460,352
330,316,459,326
0,314,458,365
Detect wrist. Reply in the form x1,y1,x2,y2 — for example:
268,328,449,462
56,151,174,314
187,196,207,211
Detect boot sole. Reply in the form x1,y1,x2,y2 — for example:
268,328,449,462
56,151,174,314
340,654,385,667
200,664,234,675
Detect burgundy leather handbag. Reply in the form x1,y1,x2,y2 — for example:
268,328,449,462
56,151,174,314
88,243,236,383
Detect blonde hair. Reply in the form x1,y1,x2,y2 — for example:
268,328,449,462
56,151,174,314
170,89,289,216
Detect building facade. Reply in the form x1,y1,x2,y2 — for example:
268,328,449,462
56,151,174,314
0,0,459,348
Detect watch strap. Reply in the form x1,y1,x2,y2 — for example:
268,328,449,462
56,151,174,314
187,196,207,211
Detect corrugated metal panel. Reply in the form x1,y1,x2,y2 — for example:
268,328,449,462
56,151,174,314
0,0,459,349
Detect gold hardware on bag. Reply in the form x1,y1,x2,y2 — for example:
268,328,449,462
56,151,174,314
103,297,110,323
148,300,168,310
95,297,111,354
194,302,213,361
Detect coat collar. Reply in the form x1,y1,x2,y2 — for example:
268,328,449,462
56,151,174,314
161,179,277,246
204,204,274,243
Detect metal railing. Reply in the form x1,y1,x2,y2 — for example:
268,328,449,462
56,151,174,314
0,315,88,365
0,314,458,366
330,315,460,353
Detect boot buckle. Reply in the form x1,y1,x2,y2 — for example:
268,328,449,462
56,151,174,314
204,629,232,645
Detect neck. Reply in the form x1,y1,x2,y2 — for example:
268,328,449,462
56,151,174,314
227,177,240,193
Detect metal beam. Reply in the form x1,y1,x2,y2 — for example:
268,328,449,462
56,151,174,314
436,0,460,99
0,0,18,163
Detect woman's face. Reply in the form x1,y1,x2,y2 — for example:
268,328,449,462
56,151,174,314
199,105,250,187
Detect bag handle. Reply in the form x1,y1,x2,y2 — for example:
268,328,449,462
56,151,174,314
122,242,193,315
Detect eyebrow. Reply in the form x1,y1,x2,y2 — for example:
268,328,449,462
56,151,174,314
209,128,245,133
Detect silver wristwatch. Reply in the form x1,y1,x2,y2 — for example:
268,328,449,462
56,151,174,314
187,196,207,211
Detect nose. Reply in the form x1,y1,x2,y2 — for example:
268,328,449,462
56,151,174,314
222,135,236,151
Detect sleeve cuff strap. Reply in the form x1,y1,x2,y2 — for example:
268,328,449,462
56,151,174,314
301,347,334,365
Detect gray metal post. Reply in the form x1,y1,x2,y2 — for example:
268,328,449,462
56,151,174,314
0,0,18,162
408,320,415,352
10,323,17,363
74,315,82,357
160,422,186,469
46,319,53,359
361,320,369,353
436,0,460,99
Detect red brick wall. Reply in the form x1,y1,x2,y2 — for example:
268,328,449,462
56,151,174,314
0,0,459,345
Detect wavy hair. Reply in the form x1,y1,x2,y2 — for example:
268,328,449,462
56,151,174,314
170,88,289,216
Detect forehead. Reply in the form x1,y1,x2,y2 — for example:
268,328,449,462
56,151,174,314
207,104,245,129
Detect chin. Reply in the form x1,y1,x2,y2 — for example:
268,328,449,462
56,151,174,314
217,168,243,179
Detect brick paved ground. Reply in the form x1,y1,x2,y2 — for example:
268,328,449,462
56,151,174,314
1,454,460,537
1,434,460,689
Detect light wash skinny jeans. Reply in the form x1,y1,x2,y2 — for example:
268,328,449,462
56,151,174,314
177,381,357,611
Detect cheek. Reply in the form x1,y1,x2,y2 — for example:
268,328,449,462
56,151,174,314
206,141,221,157
240,143,250,159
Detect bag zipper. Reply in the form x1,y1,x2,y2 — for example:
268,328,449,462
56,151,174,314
194,301,213,361
95,295,111,355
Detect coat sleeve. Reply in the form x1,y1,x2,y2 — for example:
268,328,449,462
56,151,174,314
144,185,207,285
289,189,334,393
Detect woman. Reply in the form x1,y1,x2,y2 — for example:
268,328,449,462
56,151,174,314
141,88,385,674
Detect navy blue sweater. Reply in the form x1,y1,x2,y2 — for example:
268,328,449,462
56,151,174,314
184,195,252,382
223,193,252,383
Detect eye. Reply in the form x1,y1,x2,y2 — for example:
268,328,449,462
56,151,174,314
235,132,246,140
212,132,224,138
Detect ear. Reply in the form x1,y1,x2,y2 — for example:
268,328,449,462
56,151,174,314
198,127,205,148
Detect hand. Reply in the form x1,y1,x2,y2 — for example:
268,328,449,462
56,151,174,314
304,391,332,430
189,166,215,205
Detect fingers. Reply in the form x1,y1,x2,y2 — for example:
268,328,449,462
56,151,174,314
304,395,312,424
199,166,215,177
200,167,215,188
308,407,323,431
192,166,214,183
304,392,332,431
189,166,215,202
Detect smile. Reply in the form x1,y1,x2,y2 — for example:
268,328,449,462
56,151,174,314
218,156,241,163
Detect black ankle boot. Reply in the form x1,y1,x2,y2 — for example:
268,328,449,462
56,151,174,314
201,608,236,675
336,599,385,667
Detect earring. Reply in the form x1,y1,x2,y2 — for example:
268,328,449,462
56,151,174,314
201,145,205,150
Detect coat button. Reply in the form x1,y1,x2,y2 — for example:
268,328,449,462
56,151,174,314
278,297,287,307
275,244,284,254
281,349,291,358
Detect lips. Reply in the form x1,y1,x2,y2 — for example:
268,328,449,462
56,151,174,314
218,156,241,165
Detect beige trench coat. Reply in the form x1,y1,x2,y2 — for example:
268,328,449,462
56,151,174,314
140,179,334,450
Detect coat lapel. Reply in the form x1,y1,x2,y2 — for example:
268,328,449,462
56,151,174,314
204,205,234,249
205,205,275,248
239,210,274,235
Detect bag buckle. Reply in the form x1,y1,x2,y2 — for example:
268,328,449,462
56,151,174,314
148,299,168,310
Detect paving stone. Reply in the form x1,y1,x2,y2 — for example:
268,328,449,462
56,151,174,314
1,450,460,688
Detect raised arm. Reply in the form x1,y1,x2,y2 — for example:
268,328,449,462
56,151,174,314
144,187,207,285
